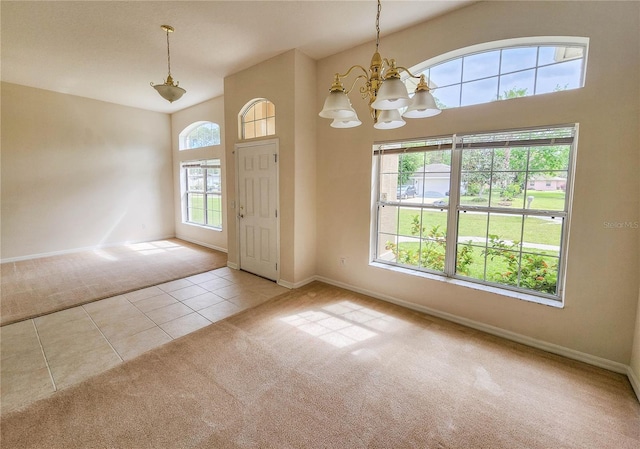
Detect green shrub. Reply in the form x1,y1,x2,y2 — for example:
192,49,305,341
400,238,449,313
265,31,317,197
465,183,481,196
500,183,522,201
484,234,557,294
385,215,474,274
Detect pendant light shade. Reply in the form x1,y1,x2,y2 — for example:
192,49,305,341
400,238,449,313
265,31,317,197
371,77,411,110
330,111,362,128
403,90,441,118
319,90,356,119
374,109,406,130
403,74,441,118
153,77,186,103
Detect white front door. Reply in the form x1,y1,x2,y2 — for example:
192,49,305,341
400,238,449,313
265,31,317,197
236,139,279,281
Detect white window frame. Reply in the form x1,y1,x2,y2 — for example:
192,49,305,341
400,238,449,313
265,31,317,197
181,159,222,230
371,125,577,304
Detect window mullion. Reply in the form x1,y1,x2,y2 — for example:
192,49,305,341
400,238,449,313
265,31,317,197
444,136,461,276
202,169,208,225
371,154,382,261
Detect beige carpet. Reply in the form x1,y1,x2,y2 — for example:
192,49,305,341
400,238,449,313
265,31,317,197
0,239,227,326
1,282,638,448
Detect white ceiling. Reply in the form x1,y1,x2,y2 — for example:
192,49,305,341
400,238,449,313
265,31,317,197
1,1,473,114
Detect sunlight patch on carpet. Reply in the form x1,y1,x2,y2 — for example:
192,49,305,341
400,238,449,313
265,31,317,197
279,300,389,348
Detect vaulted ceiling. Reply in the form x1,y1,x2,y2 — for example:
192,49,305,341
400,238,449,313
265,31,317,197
1,1,473,114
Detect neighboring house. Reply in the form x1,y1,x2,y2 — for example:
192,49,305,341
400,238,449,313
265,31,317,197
411,163,451,197
528,175,567,191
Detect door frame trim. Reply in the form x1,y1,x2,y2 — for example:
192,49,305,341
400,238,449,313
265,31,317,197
234,138,280,281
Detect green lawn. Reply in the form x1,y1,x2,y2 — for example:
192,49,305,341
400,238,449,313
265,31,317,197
462,190,566,211
187,195,222,227
388,192,564,295
397,208,562,246
418,191,566,210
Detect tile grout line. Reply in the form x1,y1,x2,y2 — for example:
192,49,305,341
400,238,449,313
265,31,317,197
126,296,177,341
141,284,218,325
81,306,124,363
31,318,57,392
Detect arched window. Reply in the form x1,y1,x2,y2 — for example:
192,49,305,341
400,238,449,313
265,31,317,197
240,99,275,139
405,37,588,110
179,121,220,150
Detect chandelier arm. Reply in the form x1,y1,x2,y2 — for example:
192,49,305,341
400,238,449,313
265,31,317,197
359,83,370,99
395,66,422,80
336,65,370,81
344,75,369,95
395,66,433,92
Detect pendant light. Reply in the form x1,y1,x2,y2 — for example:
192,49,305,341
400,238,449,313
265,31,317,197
151,25,186,103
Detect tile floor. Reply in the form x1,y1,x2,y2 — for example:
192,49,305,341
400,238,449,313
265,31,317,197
0,267,288,414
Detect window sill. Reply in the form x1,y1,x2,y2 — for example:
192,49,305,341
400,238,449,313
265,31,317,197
183,222,223,232
369,262,564,309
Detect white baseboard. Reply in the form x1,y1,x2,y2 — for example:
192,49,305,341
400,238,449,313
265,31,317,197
1,235,176,263
278,276,315,289
277,280,294,289
227,261,239,270
628,366,640,401
314,275,637,399
174,235,228,253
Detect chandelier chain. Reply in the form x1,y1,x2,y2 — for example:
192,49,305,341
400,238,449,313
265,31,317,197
375,0,381,52
166,29,172,77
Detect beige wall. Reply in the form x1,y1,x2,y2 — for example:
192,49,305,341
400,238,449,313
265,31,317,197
1,83,174,260
170,97,227,252
224,49,317,286
316,1,640,364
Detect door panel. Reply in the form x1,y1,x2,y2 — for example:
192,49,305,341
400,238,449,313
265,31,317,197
237,141,278,280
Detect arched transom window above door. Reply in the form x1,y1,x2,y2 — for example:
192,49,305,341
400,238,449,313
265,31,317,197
239,99,275,140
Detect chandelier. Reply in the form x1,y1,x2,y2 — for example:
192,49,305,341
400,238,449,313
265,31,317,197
151,25,186,103
318,0,441,129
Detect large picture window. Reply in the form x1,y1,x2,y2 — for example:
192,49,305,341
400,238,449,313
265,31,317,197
372,125,576,302
182,159,222,229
